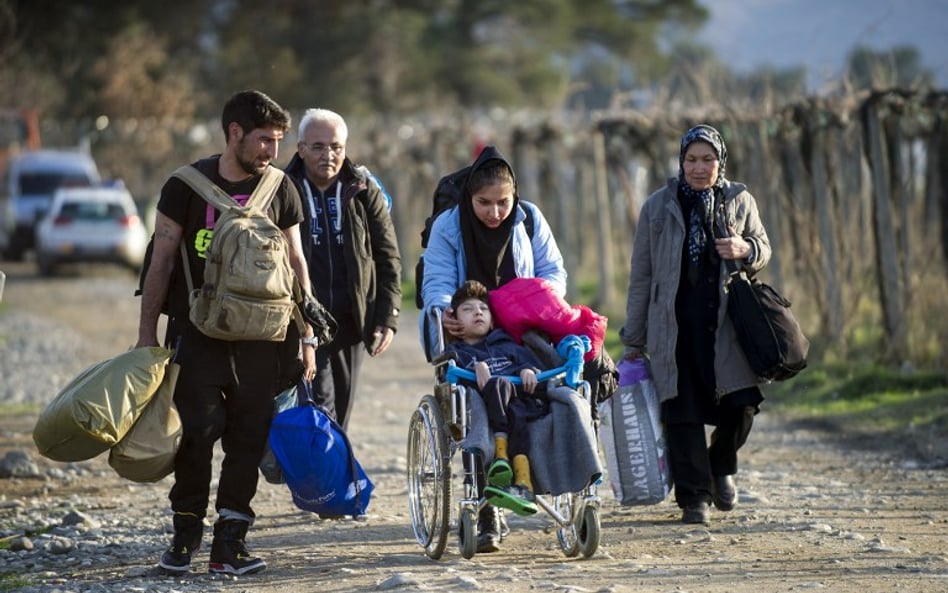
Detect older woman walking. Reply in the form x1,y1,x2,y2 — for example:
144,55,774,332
620,124,773,526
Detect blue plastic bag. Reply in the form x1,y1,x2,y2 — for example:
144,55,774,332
268,380,374,516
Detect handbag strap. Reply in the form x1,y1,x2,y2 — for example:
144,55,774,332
711,196,744,280
296,378,316,407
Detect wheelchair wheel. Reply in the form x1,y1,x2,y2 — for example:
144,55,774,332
554,493,580,557
577,504,601,559
459,507,477,559
407,394,452,559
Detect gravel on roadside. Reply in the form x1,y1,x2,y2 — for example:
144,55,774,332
1,264,947,593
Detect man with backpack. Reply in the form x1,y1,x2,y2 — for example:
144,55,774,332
136,90,316,576
283,108,401,432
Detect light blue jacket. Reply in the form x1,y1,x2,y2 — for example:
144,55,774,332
418,200,566,355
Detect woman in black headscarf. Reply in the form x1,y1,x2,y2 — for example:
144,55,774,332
620,124,773,525
418,145,566,553
420,145,566,344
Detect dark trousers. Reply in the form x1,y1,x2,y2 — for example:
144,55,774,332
170,327,280,521
479,377,548,458
666,405,756,508
469,377,548,494
465,378,516,496
312,339,365,430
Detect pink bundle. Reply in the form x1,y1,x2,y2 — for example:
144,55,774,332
488,277,607,362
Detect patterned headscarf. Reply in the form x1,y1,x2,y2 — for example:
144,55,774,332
678,124,728,284
678,124,727,186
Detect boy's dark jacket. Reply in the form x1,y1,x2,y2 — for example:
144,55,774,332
446,328,543,377
283,154,401,351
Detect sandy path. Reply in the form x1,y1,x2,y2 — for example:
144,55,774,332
1,261,946,592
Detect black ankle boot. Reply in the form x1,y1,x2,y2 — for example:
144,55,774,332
208,519,266,575
158,513,203,574
476,505,501,553
681,501,711,525
712,475,737,511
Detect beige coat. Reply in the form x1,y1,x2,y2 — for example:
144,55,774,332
620,178,772,402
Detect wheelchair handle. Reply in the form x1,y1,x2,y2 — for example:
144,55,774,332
444,334,588,389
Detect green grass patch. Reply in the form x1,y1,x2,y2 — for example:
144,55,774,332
766,363,948,435
0,571,32,592
0,402,42,415
401,280,417,312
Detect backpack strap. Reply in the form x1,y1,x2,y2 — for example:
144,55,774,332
245,165,284,213
523,203,536,239
172,165,239,211
171,164,284,214
179,242,194,293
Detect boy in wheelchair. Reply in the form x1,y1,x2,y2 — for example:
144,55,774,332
445,280,550,549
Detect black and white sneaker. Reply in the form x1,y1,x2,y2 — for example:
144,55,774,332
475,505,501,554
207,519,266,576
158,531,201,574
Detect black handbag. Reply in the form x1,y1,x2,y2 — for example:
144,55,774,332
713,213,809,381
724,268,809,381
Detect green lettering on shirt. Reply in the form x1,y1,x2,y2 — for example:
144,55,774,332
195,228,213,260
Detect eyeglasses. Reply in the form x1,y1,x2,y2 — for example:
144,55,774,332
304,142,345,155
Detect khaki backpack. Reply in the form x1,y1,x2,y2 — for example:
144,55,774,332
172,164,299,342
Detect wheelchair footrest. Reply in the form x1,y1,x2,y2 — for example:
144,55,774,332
485,485,538,516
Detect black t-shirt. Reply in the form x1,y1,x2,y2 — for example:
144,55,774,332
157,155,304,321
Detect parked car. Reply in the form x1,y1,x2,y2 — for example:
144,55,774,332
3,149,101,260
34,185,147,276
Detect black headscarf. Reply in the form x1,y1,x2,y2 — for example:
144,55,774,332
459,145,520,290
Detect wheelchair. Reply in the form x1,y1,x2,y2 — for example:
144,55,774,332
407,311,602,560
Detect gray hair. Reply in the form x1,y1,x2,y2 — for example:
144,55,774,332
298,108,348,141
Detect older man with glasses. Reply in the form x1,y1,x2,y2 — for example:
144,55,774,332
283,109,402,458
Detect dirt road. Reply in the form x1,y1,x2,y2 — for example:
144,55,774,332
1,261,946,592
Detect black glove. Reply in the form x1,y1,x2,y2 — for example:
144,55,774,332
302,295,338,346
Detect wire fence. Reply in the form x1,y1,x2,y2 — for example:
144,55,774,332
30,88,948,369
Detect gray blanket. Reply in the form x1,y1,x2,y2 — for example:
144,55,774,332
459,383,602,497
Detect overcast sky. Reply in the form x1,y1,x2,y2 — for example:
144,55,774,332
694,0,948,90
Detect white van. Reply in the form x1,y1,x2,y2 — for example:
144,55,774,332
3,149,101,260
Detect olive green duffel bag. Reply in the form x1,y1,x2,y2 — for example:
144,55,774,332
108,361,181,482
33,347,173,462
